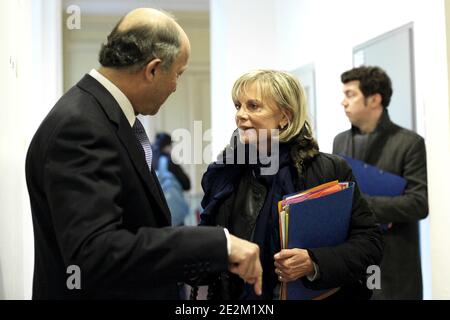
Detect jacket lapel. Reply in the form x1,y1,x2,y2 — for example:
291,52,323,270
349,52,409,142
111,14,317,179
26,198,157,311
77,74,172,226
341,130,354,158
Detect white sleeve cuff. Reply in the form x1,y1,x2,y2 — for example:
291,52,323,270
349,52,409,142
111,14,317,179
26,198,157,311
307,261,320,282
223,228,231,256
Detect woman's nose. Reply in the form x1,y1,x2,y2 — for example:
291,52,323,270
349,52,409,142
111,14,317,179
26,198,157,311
236,107,248,120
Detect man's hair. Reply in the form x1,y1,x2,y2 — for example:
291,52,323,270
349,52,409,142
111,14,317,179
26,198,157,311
231,69,314,143
98,17,181,73
341,66,393,108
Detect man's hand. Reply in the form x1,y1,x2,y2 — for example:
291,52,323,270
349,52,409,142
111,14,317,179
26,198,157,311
228,234,263,296
274,248,314,283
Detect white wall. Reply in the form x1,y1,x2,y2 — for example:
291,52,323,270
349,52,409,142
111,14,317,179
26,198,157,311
0,0,63,299
210,0,278,155
210,0,450,299
428,0,450,300
273,0,441,151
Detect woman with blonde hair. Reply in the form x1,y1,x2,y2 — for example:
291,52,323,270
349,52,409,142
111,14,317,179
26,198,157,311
199,70,383,300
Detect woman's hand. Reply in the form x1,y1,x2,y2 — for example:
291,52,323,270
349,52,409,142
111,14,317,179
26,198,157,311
273,249,314,283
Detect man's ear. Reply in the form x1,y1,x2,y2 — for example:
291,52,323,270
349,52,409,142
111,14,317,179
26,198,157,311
144,58,162,81
374,93,383,106
368,93,383,109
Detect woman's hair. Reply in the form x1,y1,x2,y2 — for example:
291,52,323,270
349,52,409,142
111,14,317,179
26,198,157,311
231,69,314,142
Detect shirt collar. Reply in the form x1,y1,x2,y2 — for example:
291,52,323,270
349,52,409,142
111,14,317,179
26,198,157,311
89,69,136,127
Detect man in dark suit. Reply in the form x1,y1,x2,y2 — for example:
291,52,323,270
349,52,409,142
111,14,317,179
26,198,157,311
333,66,428,299
25,8,262,299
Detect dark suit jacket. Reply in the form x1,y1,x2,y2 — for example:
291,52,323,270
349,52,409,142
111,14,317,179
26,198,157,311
25,74,228,299
333,110,428,300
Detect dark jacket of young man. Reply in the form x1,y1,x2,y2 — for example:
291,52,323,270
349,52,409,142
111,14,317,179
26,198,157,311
333,110,428,299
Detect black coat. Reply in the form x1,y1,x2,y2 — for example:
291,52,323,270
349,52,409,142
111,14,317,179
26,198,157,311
200,140,383,300
25,74,228,299
333,110,428,299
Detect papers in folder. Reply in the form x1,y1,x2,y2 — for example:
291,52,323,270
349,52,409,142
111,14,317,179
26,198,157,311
278,180,354,300
339,155,406,197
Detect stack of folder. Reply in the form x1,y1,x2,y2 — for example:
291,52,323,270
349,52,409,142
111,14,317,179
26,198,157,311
278,180,355,300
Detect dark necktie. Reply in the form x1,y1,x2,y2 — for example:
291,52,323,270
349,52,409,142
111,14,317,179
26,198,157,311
133,118,153,172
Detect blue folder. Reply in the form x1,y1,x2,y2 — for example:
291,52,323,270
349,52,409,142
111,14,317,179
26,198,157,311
339,155,406,197
284,182,354,300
